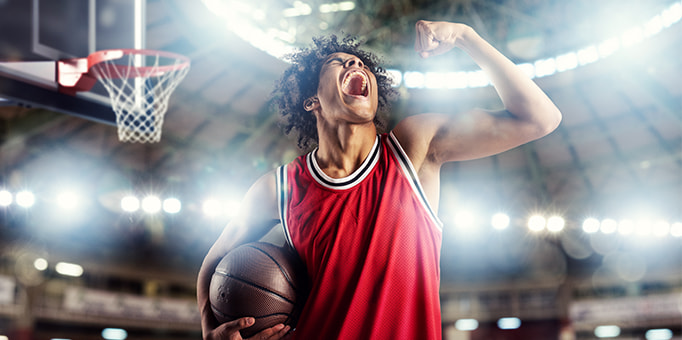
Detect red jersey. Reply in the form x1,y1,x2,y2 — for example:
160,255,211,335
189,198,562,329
276,132,443,340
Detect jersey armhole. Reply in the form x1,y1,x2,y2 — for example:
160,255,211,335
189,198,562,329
276,164,297,249
386,132,443,229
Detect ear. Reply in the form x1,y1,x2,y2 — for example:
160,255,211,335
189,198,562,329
303,97,319,112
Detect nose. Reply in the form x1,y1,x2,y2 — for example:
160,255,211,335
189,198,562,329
344,57,364,69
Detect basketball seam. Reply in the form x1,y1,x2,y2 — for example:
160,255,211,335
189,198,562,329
211,306,291,320
213,271,296,305
247,244,298,292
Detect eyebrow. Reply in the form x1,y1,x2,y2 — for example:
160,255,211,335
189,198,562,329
325,57,344,64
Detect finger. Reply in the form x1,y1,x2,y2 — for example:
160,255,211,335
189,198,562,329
414,20,431,52
247,324,289,340
216,317,255,337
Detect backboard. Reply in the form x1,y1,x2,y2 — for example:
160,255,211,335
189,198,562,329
0,0,146,125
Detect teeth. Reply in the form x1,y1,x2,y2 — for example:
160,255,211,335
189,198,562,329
343,71,367,94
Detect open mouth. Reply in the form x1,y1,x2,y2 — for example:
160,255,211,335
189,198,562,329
342,70,368,97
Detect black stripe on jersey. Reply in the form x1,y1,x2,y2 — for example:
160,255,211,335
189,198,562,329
387,132,442,228
307,135,380,189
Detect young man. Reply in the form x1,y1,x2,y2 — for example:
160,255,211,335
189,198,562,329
197,20,561,340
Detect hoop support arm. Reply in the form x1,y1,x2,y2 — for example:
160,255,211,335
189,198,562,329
57,58,97,96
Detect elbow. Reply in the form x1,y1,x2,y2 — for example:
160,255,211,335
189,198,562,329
532,104,562,138
540,107,562,136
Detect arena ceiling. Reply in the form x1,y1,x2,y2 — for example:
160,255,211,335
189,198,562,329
0,0,680,291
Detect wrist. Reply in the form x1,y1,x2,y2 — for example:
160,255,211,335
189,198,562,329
454,25,481,51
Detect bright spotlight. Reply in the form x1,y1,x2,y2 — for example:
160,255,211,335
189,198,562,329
0,189,12,207
491,213,510,230
577,45,600,65
527,215,546,232
547,216,565,232
454,210,475,229
202,198,222,217
386,69,402,87
670,223,682,237
55,262,83,277
662,2,682,27
636,219,653,236
618,219,635,235
621,26,643,47
582,218,600,233
225,199,242,218
652,220,670,237
467,70,490,87
556,52,578,72
600,218,618,234
446,72,468,89
16,190,35,208
595,325,621,338
425,72,448,89
163,198,182,214
33,258,48,271
102,328,128,340
497,317,521,330
57,191,79,210
120,195,140,212
455,318,479,331
646,328,673,340
534,58,556,77
598,38,620,58
403,72,425,88
141,195,161,214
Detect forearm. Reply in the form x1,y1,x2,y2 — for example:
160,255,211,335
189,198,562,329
197,225,242,331
457,28,561,129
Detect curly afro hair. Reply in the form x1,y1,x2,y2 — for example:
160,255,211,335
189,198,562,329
272,34,398,150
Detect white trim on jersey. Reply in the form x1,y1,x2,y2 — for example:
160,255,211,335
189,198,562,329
307,135,380,190
387,131,443,229
276,165,295,250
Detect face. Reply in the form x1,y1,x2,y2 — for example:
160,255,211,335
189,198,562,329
311,52,379,124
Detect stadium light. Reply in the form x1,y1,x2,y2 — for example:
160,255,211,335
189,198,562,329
102,328,128,340
141,195,162,214
595,325,621,338
0,189,12,207
498,317,521,330
600,219,618,234
528,215,546,232
55,262,83,277
121,195,140,213
455,318,479,331
56,191,80,210
646,328,673,340
33,258,48,271
491,213,510,230
618,219,635,235
16,190,35,208
582,218,600,233
547,216,565,232
163,197,182,214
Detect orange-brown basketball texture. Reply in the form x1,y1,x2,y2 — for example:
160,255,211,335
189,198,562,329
209,242,308,338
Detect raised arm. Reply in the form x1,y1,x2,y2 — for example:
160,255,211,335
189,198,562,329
394,20,562,169
196,170,290,339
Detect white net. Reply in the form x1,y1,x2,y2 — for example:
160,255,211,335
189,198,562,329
90,51,190,143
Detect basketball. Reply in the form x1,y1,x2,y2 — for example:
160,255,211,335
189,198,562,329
209,242,308,338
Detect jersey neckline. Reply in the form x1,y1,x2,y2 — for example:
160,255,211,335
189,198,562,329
306,135,381,190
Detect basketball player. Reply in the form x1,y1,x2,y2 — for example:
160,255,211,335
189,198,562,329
197,20,561,340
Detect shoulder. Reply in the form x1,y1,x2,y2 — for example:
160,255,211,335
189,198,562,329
238,170,279,224
390,114,446,172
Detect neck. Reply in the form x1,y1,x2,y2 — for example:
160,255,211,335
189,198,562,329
314,120,377,179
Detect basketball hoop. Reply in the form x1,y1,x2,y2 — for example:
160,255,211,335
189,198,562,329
58,49,190,143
